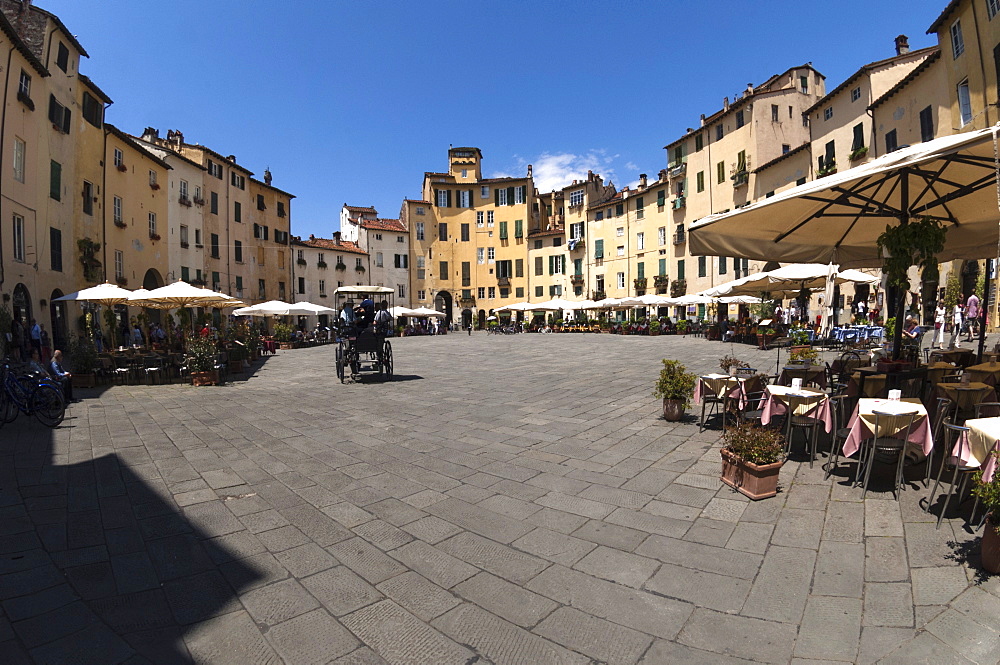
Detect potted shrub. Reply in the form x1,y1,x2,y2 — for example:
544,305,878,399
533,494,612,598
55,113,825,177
789,346,819,365
273,322,294,349
69,335,99,388
652,359,697,422
719,353,744,375
971,454,1000,574
720,422,786,500
757,326,776,349
186,335,219,386
650,320,661,336
676,319,690,336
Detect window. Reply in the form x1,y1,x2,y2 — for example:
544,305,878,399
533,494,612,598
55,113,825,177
461,261,472,286
277,201,286,217
534,255,543,275
616,245,625,257
515,219,523,238
657,190,665,207
487,247,495,261
114,250,123,280
415,222,424,240
658,258,666,276
990,0,1000,19
195,229,202,246
487,211,494,226
257,194,266,210
695,134,704,151
476,211,484,227
547,255,565,275
497,188,508,206
636,232,645,250
234,201,242,223
375,252,383,267
615,203,624,217
461,223,470,241
771,104,778,122
82,181,93,215
234,240,243,263
696,171,705,192
478,287,486,299
782,144,790,154
180,225,189,247
298,277,305,294
951,20,965,59
617,272,625,289
356,257,364,269
851,86,861,102
13,138,24,183
487,286,497,299
594,239,604,259
596,211,604,221
658,227,666,246
149,170,157,187
456,190,471,207
12,214,24,262
478,247,485,264
636,262,644,279
499,221,508,240
616,227,624,237
319,280,326,296
919,106,934,142
49,160,61,200
113,148,123,168
207,160,222,178
698,256,707,277
258,279,266,299
514,186,525,204
717,161,725,184
82,92,102,127
393,254,408,268
515,258,524,278
735,110,745,128
570,222,584,240
481,185,489,199
958,79,973,126
417,290,425,300
677,259,686,281
56,42,69,72
210,192,219,214
885,129,898,153
148,212,157,237
48,95,70,133
211,233,220,258
235,276,243,295
851,123,864,151
18,70,30,98
496,260,513,279
398,284,406,298
438,223,448,241
823,107,833,121
439,261,449,278
436,189,450,207
570,189,584,206
113,196,122,222
800,75,808,93
179,180,189,201
553,236,562,247
715,125,723,141
231,172,245,189
719,257,727,275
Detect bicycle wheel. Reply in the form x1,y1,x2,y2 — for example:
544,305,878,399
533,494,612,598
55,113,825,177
336,342,346,383
383,341,393,379
0,387,17,424
31,384,65,428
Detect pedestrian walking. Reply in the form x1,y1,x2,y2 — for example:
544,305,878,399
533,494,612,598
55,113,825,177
933,299,946,349
950,297,964,349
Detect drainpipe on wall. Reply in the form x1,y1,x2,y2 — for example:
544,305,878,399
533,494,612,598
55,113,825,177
0,43,15,293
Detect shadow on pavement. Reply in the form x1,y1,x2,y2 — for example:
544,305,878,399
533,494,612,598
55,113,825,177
0,399,263,663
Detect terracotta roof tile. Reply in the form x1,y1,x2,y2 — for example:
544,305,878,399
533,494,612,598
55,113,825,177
344,204,377,213
292,237,368,255
361,218,406,233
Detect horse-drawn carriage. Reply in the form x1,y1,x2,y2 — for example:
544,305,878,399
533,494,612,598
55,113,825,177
333,285,394,383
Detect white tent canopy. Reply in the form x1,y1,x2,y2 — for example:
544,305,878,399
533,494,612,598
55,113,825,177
332,285,395,295
669,294,716,305
408,307,446,318
292,302,337,315
494,302,533,312
718,295,763,304
233,300,299,316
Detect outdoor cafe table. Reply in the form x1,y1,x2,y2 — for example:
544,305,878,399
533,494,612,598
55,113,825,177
760,385,833,433
778,365,827,390
263,340,278,354
955,417,1000,483
931,348,977,368
964,362,1000,386
842,398,932,460
694,373,754,408
848,371,887,398
935,381,997,412
925,361,959,385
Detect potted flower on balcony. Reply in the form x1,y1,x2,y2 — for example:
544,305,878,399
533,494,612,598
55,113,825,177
849,145,869,162
652,359,697,422
186,335,219,386
720,423,785,499
971,452,1000,573
335,262,347,271
297,258,307,266
116,163,127,172
149,232,161,242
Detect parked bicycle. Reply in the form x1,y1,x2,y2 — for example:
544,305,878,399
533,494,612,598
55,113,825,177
0,359,66,427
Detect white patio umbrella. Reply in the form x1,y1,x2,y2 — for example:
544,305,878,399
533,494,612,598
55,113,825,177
129,281,244,335
635,294,673,306
389,306,417,318
529,298,578,311
568,299,600,310
291,302,337,315
718,295,763,304
233,300,298,317
54,282,135,348
671,294,716,305
408,307,446,318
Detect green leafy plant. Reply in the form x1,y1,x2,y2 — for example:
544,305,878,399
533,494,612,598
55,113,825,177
719,353,744,374
849,145,868,161
883,316,896,342
676,319,690,334
68,334,99,374
972,452,1000,524
185,335,217,372
722,422,785,465
750,295,776,320
652,359,697,408
650,320,661,333
944,271,962,310
876,216,947,289
273,322,293,343
789,346,819,363
789,328,811,346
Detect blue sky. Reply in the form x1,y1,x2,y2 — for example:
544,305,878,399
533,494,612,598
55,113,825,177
45,0,945,239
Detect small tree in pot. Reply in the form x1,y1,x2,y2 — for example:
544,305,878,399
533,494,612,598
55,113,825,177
652,359,697,421
971,453,1000,574
68,334,99,388
720,423,785,500
186,335,219,386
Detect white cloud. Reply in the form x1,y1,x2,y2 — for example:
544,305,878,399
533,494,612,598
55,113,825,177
490,150,641,194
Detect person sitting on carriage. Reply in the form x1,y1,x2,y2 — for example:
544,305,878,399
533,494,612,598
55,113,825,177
354,298,376,334
374,301,393,336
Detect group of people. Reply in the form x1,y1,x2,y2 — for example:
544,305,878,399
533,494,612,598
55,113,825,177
7,318,52,363
25,347,76,403
338,299,393,337
931,293,983,349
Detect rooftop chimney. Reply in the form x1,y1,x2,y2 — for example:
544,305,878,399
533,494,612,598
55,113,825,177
723,96,730,111
264,168,272,186
309,234,315,240
527,164,532,177
227,155,236,162
700,114,706,127
894,34,909,55
639,173,647,189
658,168,668,181
141,127,159,142
333,231,341,246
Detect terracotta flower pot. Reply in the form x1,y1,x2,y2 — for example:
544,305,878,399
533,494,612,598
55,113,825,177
720,448,784,500
662,398,685,422
983,517,1000,574
191,370,219,386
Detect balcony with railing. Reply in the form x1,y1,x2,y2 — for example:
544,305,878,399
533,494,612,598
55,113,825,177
570,274,584,286
497,276,510,287
671,196,686,210
668,162,687,179
634,277,648,292
673,230,686,244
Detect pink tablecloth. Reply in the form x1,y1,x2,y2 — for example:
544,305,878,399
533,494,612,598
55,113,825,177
263,340,278,354
694,375,742,406
760,386,833,433
842,398,932,459
953,417,1000,483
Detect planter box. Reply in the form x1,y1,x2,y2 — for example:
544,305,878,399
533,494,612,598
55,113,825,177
983,518,1000,574
279,342,294,350
191,370,219,386
228,360,244,374
720,448,783,500
75,373,97,388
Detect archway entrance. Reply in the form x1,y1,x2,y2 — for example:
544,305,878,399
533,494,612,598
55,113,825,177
461,308,472,330
143,269,165,326
434,290,453,326
50,289,68,352
12,283,31,326
961,260,980,306
477,309,486,329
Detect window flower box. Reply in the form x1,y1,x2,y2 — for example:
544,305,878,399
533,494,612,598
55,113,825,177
149,232,161,241
297,258,307,266
179,196,192,207
116,164,127,172
115,275,128,286
150,183,160,190
317,261,328,269
114,220,127,229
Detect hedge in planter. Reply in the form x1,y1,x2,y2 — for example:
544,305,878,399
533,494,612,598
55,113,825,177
720,422,785,500
652,359,697,422
971,453,1000,574
186,335,219,386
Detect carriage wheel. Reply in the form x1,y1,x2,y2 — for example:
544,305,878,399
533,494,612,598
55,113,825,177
336,342,346,383
383,341,393,379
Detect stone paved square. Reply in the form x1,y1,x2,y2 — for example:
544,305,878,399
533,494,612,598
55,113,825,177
2,333,999,663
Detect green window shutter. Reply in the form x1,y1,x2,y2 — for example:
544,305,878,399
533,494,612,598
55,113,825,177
434,189,439,206
507,186,515,205
50,160,61,200
548,256,554,275
495,188,501,206
658,258,666,276
212,271,220,285
514,219,523,237
446,190,452,207
678,260,685,280
515,259,523,277
595,239,604,258
562,254,567,274
657,190,665,206
637,262,645,279
499,221,508,239
181,267,189,282
574,258,582,275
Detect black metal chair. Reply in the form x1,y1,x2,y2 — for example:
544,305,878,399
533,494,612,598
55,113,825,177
858,410,917,500
824,394,857,481
927,421,980,529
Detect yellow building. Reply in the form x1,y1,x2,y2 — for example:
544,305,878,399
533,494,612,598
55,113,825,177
407,147,532,328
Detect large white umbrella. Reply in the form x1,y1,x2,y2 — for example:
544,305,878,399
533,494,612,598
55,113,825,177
389,306,417,318
670,294,716,305
718,295,762,304
129,280,243,309
494,302,532,312
635,294,673,306
54,282,133,305
595,297,645,309
568,299,600,310
233,300,298,317
529,298,578,311
291,302,337,315
409,307,446,319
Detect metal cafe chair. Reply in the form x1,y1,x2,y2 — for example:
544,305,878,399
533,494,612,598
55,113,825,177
927,421,980,529
858,410,916,500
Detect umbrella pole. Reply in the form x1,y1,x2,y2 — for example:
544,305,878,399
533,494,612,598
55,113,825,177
977,265,991,362
892,181,909,361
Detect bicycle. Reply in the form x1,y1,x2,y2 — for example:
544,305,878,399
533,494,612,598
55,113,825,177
0,360,66,427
